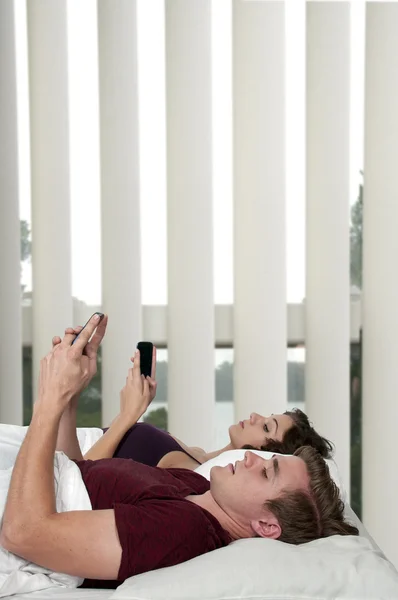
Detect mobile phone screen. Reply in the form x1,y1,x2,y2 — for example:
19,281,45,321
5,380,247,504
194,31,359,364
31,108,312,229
137,341,153,378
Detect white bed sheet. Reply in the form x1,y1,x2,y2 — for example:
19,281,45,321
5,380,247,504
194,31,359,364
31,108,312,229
14,589,112,600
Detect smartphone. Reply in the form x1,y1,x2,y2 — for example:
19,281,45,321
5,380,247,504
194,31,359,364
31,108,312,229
136,341,153,378
72,312,104,345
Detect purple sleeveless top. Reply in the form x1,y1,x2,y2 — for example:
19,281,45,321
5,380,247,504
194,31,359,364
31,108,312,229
102,422,201,467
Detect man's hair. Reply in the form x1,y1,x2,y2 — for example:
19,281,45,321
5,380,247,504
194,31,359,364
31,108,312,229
264,446,359,545
244,408,334,458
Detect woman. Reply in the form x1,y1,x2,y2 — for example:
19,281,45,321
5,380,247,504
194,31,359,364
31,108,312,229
52,332,333,470
85,402,333,471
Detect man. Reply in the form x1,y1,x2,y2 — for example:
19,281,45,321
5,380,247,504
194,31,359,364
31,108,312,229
0,315,358,589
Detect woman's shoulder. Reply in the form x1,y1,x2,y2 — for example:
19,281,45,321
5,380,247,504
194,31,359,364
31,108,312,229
133,421,170,435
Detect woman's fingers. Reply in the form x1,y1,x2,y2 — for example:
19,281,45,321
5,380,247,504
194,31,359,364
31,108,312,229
143,376,150,398
147,377,157,390
132,349,141,380
151,346,157,379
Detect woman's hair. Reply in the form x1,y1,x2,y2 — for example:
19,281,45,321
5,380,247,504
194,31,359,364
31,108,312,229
264,445,359,544
243,408,334,458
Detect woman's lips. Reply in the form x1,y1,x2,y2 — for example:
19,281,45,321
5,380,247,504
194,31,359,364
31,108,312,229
239,421,244,428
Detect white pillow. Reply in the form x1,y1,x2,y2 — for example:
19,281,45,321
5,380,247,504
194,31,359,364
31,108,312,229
111,535,398,600
76,426,104,454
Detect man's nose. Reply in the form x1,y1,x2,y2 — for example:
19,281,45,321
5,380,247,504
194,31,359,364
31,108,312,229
244,450,260,467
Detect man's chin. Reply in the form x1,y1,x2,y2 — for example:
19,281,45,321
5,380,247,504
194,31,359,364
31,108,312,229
209,464,224,479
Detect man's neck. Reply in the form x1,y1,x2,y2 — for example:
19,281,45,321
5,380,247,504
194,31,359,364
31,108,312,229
186,491,254,541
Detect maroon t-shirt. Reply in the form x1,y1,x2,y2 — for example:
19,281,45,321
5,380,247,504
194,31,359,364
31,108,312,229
75,458,231,588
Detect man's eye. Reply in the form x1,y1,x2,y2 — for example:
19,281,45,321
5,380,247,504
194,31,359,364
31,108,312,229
263,424,269,433
262,467,268,479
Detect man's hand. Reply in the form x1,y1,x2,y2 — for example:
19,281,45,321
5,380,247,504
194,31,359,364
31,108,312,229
119,350,152,423
52,326,83,411
36,314,108,416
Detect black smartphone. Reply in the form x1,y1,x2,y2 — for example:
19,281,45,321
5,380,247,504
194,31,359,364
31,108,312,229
137,341,153,378
72,312,104,345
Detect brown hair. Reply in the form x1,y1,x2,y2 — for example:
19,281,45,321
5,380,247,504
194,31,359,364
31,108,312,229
264,446,359,544
244,408,334,458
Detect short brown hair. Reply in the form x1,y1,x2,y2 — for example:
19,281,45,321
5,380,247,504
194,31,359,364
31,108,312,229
264,446,359,544
244,408,334,458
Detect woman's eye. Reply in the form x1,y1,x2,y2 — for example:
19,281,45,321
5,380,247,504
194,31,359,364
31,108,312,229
263,424,269,433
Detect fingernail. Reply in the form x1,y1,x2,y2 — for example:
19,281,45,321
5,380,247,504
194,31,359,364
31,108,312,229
93,313,101,322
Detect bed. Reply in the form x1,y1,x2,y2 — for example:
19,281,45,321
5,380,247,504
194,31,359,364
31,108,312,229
15,591,111,600
8,443,398,600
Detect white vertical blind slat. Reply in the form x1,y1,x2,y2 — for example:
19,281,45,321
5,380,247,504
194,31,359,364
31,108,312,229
305,2,351,493
233,0,287,420
362,2,398,569
0,0,23,423
165,0,215,448
27,0,73,398
97,0,142,425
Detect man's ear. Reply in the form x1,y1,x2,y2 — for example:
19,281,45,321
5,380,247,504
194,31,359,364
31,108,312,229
251,512,281,540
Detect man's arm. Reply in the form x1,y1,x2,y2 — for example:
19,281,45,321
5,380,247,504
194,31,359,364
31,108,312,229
50,328,83,460
56,399,83,460
0,314,122,580
1,381,121,578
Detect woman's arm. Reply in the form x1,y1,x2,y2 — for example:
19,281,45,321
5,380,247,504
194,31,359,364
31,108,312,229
85,349,157,460
84,413,137,460
157,450,201,470
170,436,208,464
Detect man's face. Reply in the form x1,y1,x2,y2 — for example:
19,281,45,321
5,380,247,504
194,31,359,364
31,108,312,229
210,451,309,538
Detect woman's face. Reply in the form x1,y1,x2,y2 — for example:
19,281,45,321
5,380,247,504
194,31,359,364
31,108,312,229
229,412,294,449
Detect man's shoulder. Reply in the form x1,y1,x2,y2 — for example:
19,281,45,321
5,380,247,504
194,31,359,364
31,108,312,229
166,467,210,494
114,494,231,581
145,495,230,545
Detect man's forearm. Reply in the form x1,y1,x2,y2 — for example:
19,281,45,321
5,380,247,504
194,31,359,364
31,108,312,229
56,400,83,461
1,405,61,542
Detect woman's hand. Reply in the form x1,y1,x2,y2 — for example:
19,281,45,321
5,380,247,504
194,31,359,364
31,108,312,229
119,350,152,422
129,345,157,402
36,314,108,416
